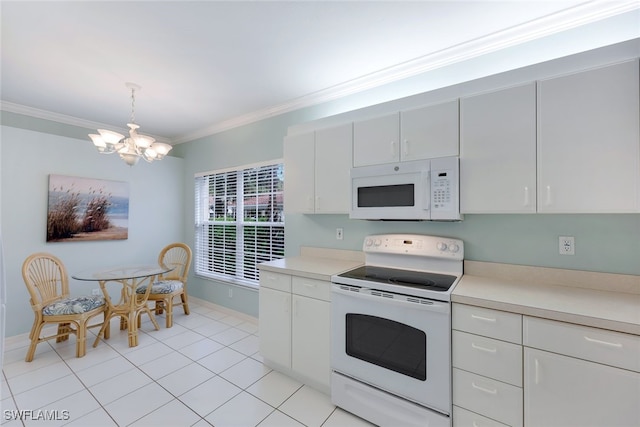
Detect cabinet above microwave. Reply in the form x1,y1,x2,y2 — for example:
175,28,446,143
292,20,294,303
353,100,459,167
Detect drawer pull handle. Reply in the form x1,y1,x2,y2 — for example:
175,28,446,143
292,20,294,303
523,186,530,207
303,283,317,288
471,343,497,353
534,358,540,384
471,382,498,395
584,336,623,348
471,314,496,323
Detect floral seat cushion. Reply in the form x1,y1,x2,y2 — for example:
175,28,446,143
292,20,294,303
43,295,105,316
136,280,184,295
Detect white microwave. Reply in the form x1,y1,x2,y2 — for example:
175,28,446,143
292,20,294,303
350,157,461,221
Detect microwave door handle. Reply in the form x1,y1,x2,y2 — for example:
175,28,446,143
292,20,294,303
423,171,431,211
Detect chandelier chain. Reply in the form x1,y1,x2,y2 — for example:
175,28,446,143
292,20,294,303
130,88,136,124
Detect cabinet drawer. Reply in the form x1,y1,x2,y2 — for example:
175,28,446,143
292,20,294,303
453,304,522,344
523,316,640,372
453,406,509,427
453,368,523,427
453,330,522,387
259,271,291,292
292,276,330,301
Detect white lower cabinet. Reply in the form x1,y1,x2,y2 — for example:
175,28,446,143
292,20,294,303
259,270,331,393
291,294,330,388
524,348,640,427
453,303,640,427
452,304,523,427
453,369,523,427
453,406,509,427
258,286,291,367
523,316,640,427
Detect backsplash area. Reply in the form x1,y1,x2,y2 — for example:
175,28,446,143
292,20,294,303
284,213,640,276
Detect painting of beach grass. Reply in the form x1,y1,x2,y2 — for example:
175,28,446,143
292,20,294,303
47,175,129,242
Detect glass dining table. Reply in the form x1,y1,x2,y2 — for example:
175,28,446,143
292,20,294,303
72,264,174,348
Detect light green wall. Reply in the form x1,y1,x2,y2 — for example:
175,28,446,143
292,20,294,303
173,38,640,317
285,214,640,275
0,124,185,337
171,114,306,317
2,18,639,324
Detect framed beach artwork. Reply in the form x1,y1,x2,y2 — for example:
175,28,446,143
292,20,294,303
47,175,129,242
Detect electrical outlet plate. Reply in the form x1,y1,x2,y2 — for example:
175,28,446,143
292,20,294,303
336,228,344,240
559,236,575,255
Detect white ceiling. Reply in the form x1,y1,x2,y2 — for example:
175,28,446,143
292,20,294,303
1,1,638,144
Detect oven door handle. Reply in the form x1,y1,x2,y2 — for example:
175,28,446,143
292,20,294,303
331,285,450,314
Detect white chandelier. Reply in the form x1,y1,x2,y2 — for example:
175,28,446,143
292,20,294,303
88,83,172,166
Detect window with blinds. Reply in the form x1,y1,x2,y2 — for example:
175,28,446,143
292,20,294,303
195,161,284,285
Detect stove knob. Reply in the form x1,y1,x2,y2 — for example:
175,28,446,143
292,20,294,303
449,244,460,253
436,242,448,251
374,239,382,247
365,239,373,247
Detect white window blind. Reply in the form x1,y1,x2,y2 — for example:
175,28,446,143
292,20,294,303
195,162,284,285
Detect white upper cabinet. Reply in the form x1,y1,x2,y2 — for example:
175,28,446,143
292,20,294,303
284,131,315,214
401,99,459,161
353,100,459,167
537,59,640,213
314,123,353,213
460,83,537,213
284,123,353,214
353,113,400,167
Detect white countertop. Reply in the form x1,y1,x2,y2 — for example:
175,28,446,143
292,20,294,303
452,261,640,335
259,251,639,335
258,247,364,282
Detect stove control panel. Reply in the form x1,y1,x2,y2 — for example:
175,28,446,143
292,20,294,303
363,234,463,259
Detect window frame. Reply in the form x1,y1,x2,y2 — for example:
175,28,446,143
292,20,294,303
194,160,284,288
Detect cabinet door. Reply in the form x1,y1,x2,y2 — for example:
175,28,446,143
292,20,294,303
284,132,315,213
460,83,537,213
315,123,353,213
292,294,331,389
258,287,291,368
524,348,640,427
353,113,400,167
537,60,640,213
401,99,459,161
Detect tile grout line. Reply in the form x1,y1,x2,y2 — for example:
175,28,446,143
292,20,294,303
2,304,350,427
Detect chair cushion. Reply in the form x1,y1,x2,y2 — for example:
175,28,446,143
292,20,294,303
43,295,105,316
136,280,184,295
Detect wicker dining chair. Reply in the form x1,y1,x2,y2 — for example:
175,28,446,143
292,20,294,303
22,252,109,362
136,243,192,328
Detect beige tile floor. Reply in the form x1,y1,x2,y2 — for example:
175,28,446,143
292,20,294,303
1,299,375,427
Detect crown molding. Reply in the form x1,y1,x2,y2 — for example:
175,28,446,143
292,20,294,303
176,1,639,144
3,1,638,146
0,101,171,144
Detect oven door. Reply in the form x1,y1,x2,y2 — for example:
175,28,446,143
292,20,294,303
331,284,452,415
